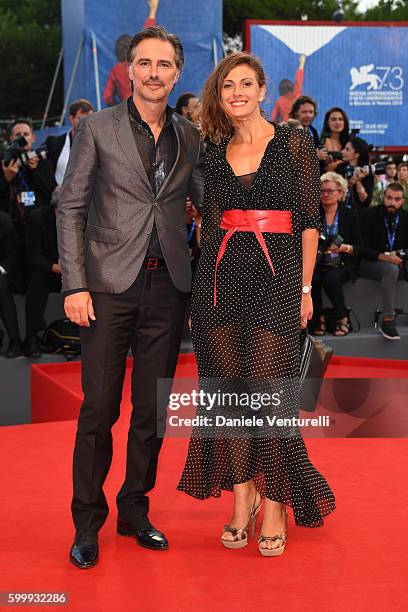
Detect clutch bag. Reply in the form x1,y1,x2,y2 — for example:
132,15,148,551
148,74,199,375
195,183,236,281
299,330,333,412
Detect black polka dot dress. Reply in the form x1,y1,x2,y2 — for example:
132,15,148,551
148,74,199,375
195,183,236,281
177,126,336,527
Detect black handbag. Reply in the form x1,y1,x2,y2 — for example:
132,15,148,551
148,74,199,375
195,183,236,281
41,318,81,360
299,330,333,412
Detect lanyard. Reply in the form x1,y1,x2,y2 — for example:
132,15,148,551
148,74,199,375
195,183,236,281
187,219,196,242
345,188,353,209
324,208,339,239
384,214,399,251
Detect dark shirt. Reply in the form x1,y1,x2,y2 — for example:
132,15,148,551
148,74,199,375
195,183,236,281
360,205,408,261
128,97,177,258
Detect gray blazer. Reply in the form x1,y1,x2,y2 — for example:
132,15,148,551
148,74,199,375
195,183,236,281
56,100,204,294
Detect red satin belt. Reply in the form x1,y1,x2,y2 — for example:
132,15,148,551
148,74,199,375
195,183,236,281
214,209,293,306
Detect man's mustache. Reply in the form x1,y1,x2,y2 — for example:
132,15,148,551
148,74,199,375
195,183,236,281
143,78,165,86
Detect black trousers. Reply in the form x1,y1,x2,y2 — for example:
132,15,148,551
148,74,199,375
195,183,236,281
71,266,187,532
312,266,351,322
0,275,20,342
25,269,62,337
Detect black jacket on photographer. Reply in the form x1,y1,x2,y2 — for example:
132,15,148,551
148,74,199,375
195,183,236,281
0,211,18,279
0,156,56,226
360,204,408,261
317,202,362,280
25,205,59,274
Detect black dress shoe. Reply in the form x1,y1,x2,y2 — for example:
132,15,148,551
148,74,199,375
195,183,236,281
117,517,169,551
23,335,41,358
6,339,23,358
69,530,99,569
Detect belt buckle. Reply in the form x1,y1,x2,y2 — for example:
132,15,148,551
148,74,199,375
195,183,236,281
146,258,158,270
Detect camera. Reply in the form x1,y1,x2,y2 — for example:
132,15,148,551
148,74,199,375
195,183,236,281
20,144,48,166
396,249,408,280
317,233,344,268
3,137,48,167
337,163,355,180
2,136,27,166
337,161,387,181
318,133,344,161
362,161,387,176
328,151,343,161
396,249,408,262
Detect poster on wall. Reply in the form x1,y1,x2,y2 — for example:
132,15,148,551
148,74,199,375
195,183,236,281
62,0,222,111
247,22,408,147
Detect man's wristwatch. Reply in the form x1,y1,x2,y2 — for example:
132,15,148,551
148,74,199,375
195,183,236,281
302,285,312,294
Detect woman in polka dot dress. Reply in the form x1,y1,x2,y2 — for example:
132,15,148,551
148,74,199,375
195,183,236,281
178,52,335,556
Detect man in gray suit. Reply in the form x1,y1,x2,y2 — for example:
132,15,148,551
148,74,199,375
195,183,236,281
57,26,203,569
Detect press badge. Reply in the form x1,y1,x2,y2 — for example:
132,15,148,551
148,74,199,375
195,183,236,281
21,191,36,207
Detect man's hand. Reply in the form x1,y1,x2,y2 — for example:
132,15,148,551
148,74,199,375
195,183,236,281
2,159,19,183
52,262,62,274
379,251,403,265
64,291,96,327
27,155,39,170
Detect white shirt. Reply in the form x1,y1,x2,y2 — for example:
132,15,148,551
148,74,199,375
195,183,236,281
55,131,71,186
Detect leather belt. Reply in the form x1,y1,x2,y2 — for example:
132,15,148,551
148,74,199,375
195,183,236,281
214,209,292,306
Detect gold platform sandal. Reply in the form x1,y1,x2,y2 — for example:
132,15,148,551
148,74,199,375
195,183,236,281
221,494,262,549
258,508,287,557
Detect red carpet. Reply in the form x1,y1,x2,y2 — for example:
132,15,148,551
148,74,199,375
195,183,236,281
3,353,408,610
1,418,407,611
31,354,408,424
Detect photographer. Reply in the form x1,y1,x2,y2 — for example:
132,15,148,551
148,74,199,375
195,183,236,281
289,95,328,162
45,98,93,186
336,136,374,209
397,162,408,209
359,182,408,340
319,107,350,173
0,211,22,357
23,194,61,357
312,172,361,337
0,118,56,291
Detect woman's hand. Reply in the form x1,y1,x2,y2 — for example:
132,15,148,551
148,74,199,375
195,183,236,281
300,294,313,329
353,166,369,182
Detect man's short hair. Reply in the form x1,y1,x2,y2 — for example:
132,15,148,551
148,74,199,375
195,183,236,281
384,182,405,195
127,26,184,72
69,99,94,117
289,95,317,119
9,117,33,137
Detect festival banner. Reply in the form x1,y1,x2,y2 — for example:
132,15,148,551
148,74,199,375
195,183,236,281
248,22,408,147
61,0,222,113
